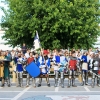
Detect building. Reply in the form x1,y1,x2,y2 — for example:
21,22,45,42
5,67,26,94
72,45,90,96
0,26,21,50
0,29,14,50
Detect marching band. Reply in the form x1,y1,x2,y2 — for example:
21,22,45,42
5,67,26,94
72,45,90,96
0,48,100,88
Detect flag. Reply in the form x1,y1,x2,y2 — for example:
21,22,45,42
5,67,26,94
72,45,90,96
33,31,41,50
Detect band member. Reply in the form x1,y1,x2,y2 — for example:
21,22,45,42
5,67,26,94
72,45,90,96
89,52,100,88
1,51,11,87
26,52,36,87
21,43,27,54
81,52,89,86
15,53,25,87
53,50,67,88
77,52,82,71
37,50,50,87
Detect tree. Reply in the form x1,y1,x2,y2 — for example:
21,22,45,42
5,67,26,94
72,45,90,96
1,0,100,49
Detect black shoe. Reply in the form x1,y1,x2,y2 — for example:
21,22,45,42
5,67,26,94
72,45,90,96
85,82,89,85
17,85,20,87
72,85,77,87
67,86,70,88
8,84,10,87
0,77,2,81
1,84,4,87
26,85,29,87
47,84,50,87
85,83,88,85
38,84,41,87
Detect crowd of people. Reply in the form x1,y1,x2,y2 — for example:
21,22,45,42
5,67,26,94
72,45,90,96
0,45,100,88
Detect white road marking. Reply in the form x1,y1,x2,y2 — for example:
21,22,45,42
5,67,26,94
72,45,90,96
84,86,90,91
11,80,38,100
55,80,60,92
55,87,59,92
11,86,30,100
10,79,39,100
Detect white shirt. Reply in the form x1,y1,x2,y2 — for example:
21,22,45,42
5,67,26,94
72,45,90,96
25,53,29,59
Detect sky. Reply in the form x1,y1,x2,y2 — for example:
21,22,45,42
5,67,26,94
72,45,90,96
0,0,8,23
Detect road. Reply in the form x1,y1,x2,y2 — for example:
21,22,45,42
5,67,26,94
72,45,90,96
0,78,100,100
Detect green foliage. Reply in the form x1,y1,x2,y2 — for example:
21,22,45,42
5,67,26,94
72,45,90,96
1,0,100,49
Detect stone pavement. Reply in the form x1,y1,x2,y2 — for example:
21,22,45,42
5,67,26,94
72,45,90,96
0,78,100,100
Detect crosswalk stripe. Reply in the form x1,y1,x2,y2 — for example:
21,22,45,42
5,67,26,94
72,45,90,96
84,86,91,91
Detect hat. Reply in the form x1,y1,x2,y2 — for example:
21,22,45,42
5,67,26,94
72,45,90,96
43,50,49,55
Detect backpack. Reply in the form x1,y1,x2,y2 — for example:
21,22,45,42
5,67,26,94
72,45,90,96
69,59,77,70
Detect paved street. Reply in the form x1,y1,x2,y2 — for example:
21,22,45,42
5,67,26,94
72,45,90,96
0,78,100,100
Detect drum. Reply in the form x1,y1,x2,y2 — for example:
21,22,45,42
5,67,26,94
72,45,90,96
25,62,40,77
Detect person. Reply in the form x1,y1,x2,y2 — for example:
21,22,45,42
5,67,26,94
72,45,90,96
77,52,82,72
1,51,11,87
37,50,50,87
6,50,12,61
26,52,36,87
11,50,15,60
81,52,89,86
34,53,40,69
0,52,4,82
98,65,100,87
53,50,67,88
89,52,100,88
15,53,25,87
21,43,27,54
67,51,77,88
25,50,30,59
95,47,99,53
